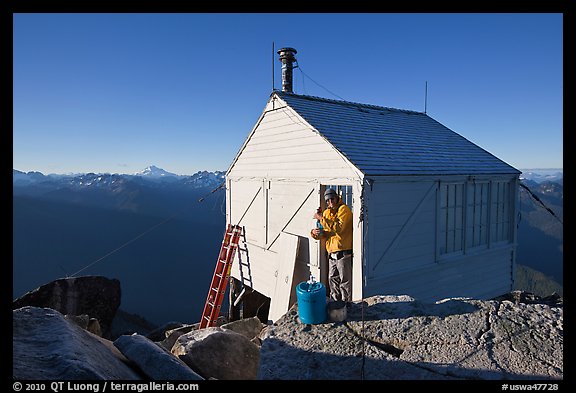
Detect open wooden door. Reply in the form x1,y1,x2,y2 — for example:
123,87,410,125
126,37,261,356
268,232,299,322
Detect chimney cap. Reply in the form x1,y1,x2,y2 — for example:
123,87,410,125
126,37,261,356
277,47,297,55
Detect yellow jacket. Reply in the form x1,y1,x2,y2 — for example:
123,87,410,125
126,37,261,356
311,199,353,253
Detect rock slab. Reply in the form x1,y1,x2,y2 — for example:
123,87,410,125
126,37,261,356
258,295,563,380
13,275,121,338
13,306,141,380
114,334,203,380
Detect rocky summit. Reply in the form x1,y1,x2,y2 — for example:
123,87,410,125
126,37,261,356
13,277,563,380
258,294,563,380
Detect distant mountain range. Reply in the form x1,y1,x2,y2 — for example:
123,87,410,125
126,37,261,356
519,168,563,184
14,165,224,188
13,167,225,217
516,172,563,291
12,166,563,325
13,166,227,325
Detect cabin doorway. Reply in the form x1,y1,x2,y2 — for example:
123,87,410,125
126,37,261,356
319,184,353,298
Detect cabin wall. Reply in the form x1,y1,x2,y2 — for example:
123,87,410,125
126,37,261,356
227,176,364,319
227,99,363,318
364,247,514,301
227,100,361,180
362,175,518,302
364,179,438,279
227,179,319,299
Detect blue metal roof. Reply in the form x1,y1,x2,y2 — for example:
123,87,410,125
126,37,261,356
275,91,520,176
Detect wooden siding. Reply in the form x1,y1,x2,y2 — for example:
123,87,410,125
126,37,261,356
362,176,517,301
228,177,366,311
265,181,317,249
363,247,514,302
351,181,364,301
226,95,364,309
230,242,278,299
229,179,324,308
366,180,438,278
228,179,265,245
227,104,360,180
268,232,299,322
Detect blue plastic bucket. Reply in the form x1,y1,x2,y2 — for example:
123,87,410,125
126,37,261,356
296,281,327,324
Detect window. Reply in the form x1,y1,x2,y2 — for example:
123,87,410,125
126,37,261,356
438,179,513,258
325,184,353,210
438,183,465,255
466,181,489,249
490,181,512,243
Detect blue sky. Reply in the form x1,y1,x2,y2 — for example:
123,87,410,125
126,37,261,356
13,13,563,175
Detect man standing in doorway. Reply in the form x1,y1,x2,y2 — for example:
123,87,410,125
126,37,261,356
311,188,353,305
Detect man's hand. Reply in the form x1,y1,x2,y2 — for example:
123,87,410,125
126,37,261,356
313,212,322,220
311,228,321,236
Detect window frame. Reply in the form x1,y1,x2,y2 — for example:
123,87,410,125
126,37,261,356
437,181,466,257
436,178,514,261
465,180,490,251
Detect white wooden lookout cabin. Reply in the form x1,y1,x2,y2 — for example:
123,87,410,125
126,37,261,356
226,48,521,323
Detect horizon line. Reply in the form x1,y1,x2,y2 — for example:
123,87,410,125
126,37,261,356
13,166,562,177
13,167,227,177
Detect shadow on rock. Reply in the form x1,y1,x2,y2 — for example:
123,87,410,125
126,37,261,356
258,337,558,380
344,296,481,322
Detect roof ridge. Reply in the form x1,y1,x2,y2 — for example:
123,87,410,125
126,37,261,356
274,90,424,115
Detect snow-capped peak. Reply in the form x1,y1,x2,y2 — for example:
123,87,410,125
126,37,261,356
134,165,178,178
519,168,563,184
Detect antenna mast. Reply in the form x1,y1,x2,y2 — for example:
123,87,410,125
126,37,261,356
424,81,428,114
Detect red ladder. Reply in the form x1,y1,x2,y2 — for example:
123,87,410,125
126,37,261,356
199,224,243,329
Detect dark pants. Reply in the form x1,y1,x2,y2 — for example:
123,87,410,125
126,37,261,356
328,252,352,302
